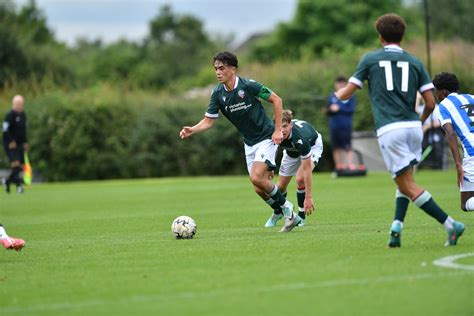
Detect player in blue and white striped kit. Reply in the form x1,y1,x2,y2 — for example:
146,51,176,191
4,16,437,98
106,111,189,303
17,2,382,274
434,72,474,212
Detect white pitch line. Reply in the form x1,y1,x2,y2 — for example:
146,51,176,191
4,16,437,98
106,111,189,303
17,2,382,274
432,253,474,271
1,270,472,314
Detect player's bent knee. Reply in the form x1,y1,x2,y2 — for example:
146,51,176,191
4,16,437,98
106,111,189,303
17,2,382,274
295,176,305,188
250,174,265,188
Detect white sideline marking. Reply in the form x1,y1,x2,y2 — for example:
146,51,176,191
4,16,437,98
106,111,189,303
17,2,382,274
432,253,474,271
1,271,472,313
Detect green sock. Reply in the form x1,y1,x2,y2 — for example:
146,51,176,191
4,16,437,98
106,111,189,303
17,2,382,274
394,190,410,222
413,191,448,224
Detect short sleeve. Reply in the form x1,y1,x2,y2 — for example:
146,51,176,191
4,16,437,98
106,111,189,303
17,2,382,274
418,64,434,93
438,103,452,126
248,79,273,101
205,89,220,119
349,55,370,89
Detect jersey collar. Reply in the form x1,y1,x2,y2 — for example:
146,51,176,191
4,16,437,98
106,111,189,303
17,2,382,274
384,44,403,52
223,76,239,92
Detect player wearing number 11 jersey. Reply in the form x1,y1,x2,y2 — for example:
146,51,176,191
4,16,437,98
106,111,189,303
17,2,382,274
336,13,464,247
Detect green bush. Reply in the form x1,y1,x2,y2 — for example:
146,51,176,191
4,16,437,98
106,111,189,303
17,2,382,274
23,86,244,181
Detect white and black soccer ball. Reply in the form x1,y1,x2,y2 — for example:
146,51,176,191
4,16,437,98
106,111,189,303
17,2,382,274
171,216,197,239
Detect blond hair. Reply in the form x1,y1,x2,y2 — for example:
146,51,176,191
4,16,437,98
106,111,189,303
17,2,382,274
282,109,293,123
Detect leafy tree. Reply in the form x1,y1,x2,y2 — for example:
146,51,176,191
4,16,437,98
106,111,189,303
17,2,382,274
94,40,141,82
427,0,473,42
250,0,415,62
137,5,217,88
16,0,54,44
0,0,73,87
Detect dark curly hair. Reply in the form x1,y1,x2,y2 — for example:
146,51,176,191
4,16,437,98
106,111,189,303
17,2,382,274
433,72,460,93
375,14,406,43
213,51,238,68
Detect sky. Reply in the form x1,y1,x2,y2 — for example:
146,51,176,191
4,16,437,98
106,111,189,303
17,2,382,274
15,0,297,46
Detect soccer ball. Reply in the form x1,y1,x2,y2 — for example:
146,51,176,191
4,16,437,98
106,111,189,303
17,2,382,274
171,216,197,239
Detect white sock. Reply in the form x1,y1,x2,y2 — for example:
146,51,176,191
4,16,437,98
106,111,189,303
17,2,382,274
465,197,474,211
0,225,8,239
443,216,455,230
391,220,404,230
283,200,296,218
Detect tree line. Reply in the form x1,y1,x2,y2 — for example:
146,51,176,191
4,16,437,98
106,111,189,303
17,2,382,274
0,0,472,180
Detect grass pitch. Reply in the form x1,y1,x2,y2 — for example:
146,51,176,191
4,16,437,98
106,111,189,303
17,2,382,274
0,170,473,315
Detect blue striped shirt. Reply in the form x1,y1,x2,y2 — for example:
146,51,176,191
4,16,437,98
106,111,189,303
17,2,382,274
438,93,474,157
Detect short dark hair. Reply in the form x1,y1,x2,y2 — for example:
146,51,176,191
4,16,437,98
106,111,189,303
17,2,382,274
335,76,347,83
213,51,238,68
375,14,406,43
433,72,460,93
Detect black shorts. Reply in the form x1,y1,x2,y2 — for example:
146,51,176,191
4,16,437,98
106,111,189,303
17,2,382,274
3,144,24,164
330,127,352,150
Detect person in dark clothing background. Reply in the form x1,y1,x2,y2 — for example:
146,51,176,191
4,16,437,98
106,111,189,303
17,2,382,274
2,95,28,193
327,76,357,170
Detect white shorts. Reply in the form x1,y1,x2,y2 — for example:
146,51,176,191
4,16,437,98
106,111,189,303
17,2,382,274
279,134,324,177
460,156,474,192
244,139,278,174
378,127,423,178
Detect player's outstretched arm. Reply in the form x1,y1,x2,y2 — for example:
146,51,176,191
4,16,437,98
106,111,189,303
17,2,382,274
268,92,283,145
335,83,358,101
179,117,215,139
301,158,315,215
420,90,436,123
442,123,464,188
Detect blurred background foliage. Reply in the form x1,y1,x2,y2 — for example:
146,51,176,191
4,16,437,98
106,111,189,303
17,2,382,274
0,0,472,180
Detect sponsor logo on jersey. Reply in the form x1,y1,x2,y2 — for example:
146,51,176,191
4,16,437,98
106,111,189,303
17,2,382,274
226,102,253,113
297,139,303,145
238,90,245,99
223,96,226,102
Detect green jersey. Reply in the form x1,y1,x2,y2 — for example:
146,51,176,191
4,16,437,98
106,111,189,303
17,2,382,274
280,119,319,159
349,45,433,134
206,76,275,146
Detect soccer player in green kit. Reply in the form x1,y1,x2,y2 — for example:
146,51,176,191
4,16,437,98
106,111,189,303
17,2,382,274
265,110,323,228
180,51,301,232
336,14,464,247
